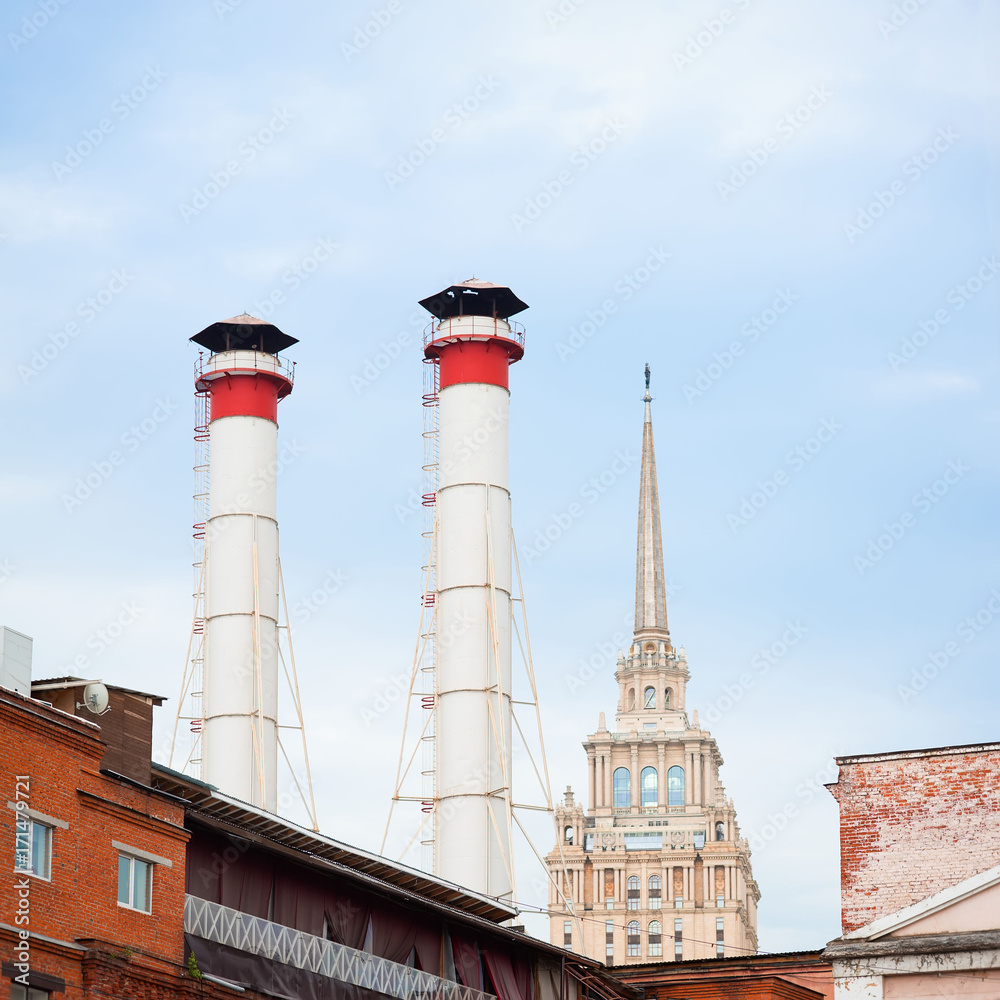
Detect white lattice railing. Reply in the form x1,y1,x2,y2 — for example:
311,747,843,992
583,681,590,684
185,895,495,1000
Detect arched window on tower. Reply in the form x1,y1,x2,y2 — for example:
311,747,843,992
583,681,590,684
648,874,662,909
613,767,631,809
627,688,636,712
627,875,640,910
648,920,663,957
627,920,640,957
664,688,671,709
715,821,725,841
565,825,575,844
667,766,685,807
643,686,655,709
641,766,657,809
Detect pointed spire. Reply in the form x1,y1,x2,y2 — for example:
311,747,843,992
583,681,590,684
634,365,670,638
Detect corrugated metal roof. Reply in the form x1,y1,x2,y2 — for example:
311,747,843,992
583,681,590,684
152,762,515,922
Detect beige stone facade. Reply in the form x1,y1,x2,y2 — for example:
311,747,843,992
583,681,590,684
545,373,759,965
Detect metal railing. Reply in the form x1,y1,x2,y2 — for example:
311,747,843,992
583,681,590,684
194,350,296,387
185,896,495,1000
423,317,526,349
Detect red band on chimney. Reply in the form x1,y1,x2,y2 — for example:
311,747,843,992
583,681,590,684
432,339,520,389
209,373,284,422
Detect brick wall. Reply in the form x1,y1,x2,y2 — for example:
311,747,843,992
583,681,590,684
827,744,1000,933
0,688,189,996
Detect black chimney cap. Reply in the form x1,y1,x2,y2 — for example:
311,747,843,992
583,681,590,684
190,313,298,355
418,279,528,321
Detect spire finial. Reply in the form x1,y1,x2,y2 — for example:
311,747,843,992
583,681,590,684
634,372,669,638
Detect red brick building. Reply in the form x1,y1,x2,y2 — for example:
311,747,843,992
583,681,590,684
1,679,635,1000
1,680,190,999
823,743,1000,1000
825,742,1000,934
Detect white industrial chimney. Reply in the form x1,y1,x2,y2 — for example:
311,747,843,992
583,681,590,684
191,313,297,811
419,280,528,902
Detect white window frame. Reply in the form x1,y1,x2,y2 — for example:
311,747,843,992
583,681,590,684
114,842,170,914
14,818,53,881
118,854,153,912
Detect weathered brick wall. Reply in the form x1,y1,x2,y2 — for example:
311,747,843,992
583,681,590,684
0,689,189,989
827,745,1000,933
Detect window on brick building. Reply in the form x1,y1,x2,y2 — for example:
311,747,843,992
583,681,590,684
716,916,725,957
605,920,614,960
563,920,572,946
648,920,662,957
674,918,683,959
117,854,152,912
14,819,52,880
11,987,49,1000
626,920,640,957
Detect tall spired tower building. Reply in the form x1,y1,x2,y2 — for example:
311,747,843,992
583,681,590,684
546,368,759,964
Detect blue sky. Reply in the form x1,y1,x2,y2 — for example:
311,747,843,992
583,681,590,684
2,0,997,954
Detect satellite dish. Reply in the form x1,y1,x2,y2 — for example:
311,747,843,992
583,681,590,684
80,682,110,715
